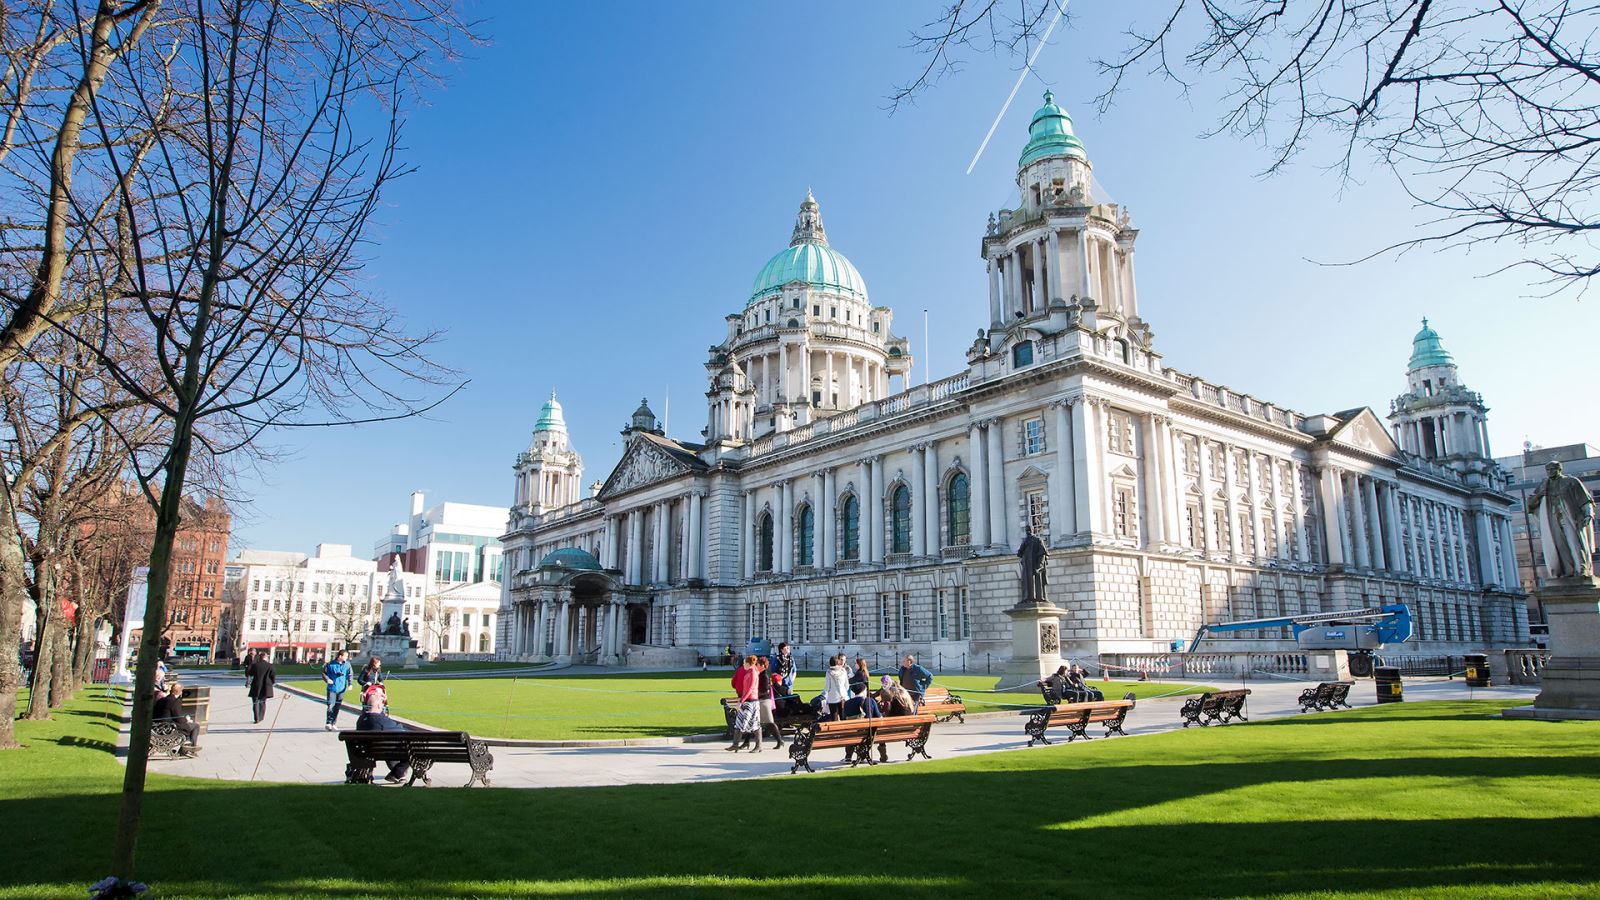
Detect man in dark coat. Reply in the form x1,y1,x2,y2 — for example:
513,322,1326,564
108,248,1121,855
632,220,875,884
153,682,201,756
355,684,410,783
245,652,276,724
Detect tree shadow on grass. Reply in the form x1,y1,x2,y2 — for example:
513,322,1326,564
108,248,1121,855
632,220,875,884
55,736,115,753
4,744,1599,898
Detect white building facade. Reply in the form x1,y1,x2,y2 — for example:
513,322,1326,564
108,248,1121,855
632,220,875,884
497,93,1527,666
375,491,505,657
231,544,427,663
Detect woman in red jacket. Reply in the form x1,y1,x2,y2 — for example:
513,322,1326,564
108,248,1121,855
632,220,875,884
726,655,761,752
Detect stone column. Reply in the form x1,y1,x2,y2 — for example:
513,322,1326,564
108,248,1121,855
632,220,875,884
822,469,836,568
987,257,1002,328
1221,445,1242,558
598,604,612,661
628,511,644,584
1475,509,1499,589
1051,400,1076,537
1346,474,1372,569
1265,457,1285,560
1382,482,1404,573
987,419,1009,547
1030,242,1045,313
687,493,702,581
778,342,789,404
1289,462,1310,563
970,422,991,547
535,600,551,659
1453,509,1471,583
1362,476,1386,571
1318,468,1347,566
923,441,940,555
1499,516,1520,588
742,491,756,580
1141,414,1166,547
1047,228,1064,305
911,444,928,556
554,599,570,658
1197,437,1216,552
1072,400,1103,538
779,480,793,573
870,455,887,563
1078,230,1093,300
825,352,836,408
1243,450,1263,558
858,457,874,558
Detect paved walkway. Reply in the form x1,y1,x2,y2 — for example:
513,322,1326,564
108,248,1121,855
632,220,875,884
121,672,1537,789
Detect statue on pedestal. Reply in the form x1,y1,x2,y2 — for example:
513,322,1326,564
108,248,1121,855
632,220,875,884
1017,527,1049,604
1529,461,1596,578
385,611,403,635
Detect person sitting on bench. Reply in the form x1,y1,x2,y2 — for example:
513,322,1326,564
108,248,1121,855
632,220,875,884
355,684,410,784
1065,664,1104,702
1039,666,1072,705
877,675,916,717
153,681,200,757
842,682,889,763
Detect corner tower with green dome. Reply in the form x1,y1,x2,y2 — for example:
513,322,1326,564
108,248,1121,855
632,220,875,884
706,191,913,444
1388,318,1494,475
512,391,585,514
977,91,1147,354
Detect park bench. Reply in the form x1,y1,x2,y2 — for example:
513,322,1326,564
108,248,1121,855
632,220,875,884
1021,693,1136,746
339,728,494,787
919,686,966,723
787,714,936,774
147,721,186,759
1178,689,1252,727
1297,681,1354,713
720,696,816,739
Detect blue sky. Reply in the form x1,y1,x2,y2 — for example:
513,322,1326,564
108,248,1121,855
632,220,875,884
227,3,1599,554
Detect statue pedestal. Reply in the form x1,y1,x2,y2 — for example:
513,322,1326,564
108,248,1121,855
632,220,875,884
1505,576,1600,721
1000,601,1067,693
360,633,419,670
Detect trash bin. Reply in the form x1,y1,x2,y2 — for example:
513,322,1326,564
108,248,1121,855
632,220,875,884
181,685,212,737
1374,666,1403,704
1463,653,1490,687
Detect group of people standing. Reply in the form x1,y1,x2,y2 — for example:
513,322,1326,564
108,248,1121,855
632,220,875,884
725,644,936,754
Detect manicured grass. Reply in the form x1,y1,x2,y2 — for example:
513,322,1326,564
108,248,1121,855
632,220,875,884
175,659,543,679
284,670,1214,740
1,691,1598,898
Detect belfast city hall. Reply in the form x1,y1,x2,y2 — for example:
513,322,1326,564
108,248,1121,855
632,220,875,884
494,92,1529,667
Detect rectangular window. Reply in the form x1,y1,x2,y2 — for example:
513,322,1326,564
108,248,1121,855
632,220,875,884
830,598,842,643
1107,411,1134,455
1027,490,1049,536
846,596,857,642
958,588,970,640
1185,504,1201,549
813,305,821,316
1182,436,1201,475
1237,513,1255,556
312,582,319,595
799,600,810,642
250,598,258,612
937,590,949,640
899,592,912,642
252,579,260,592
747,604,758,638
878,594,890,641
1022,417,1046,455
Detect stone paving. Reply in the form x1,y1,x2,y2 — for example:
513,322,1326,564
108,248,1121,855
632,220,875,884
122,670,1537,789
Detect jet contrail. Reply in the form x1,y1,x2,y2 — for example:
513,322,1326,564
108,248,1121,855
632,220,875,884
966,1,1069,175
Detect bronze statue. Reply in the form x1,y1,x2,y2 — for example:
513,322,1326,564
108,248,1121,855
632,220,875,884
1017,527,1049,603
385,611,403,635
1529,460,1596,578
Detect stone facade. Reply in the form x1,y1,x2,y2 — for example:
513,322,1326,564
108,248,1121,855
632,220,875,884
497,93,1527,666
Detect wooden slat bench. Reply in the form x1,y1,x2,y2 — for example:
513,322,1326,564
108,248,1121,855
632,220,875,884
1297,681,1354,713
1178,689,1251,727
918,686,966,723
339,729,494,787
787,714,936,774
720,696,816,739
1021,693,1136,746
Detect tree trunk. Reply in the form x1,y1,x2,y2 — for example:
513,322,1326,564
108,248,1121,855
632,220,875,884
74,614,99,685
112,421,198,880
49,614,73,707
24,597,54,719
0,492,26,748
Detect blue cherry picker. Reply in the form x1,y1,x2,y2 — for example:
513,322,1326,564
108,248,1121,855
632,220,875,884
1183,604,1415,676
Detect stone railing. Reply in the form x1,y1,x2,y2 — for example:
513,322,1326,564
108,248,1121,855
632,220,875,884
746,369,971,460
1099,651,1312,680
1168,371,1308,432
1504,649,1550,685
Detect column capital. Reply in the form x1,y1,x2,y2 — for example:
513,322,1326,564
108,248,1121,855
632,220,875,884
1048,396,1075,410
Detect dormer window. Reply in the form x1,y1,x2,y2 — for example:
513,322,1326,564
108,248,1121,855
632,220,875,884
831,307,837,319
765,310,772,323
872,322,880,334
792,298,800,308
813,305,821,316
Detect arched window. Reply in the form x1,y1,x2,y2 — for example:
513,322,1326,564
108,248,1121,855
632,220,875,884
442,633,451,651
459,632,470,653
947,472,971,546
478,633,490,653
758,512,774,572
891,485,912,554
798,505,815,566
842,495,860,560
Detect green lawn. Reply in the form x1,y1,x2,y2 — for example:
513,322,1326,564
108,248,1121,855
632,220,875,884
284,670,1213,740
1,691,1598,898
175,659,546,679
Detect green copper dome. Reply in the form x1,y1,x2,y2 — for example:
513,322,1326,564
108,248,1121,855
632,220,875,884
1408,317,1455,369
1019,90,1087,167
539,547,601,571
748,192,868,305
534,391,566,433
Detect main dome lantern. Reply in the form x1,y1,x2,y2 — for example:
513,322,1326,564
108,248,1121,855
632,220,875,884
748,191,868,305
1019,90,1087,167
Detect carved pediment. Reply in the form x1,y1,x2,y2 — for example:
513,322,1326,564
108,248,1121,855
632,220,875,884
598,440,691,498
1330,408,1401,458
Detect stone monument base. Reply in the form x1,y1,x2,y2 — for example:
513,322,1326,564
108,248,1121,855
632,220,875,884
359,633,419,670
1000,602,1067,693
1503,575,1600,722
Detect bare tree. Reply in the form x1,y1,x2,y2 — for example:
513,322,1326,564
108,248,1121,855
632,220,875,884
896,1,1600,291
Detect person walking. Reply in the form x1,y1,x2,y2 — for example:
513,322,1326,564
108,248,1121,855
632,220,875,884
898,654,932,711
322,650,354,731
823,655,850,721
245,651,276,724
771,642,796,694
755,657,783,750
727,656,761,752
